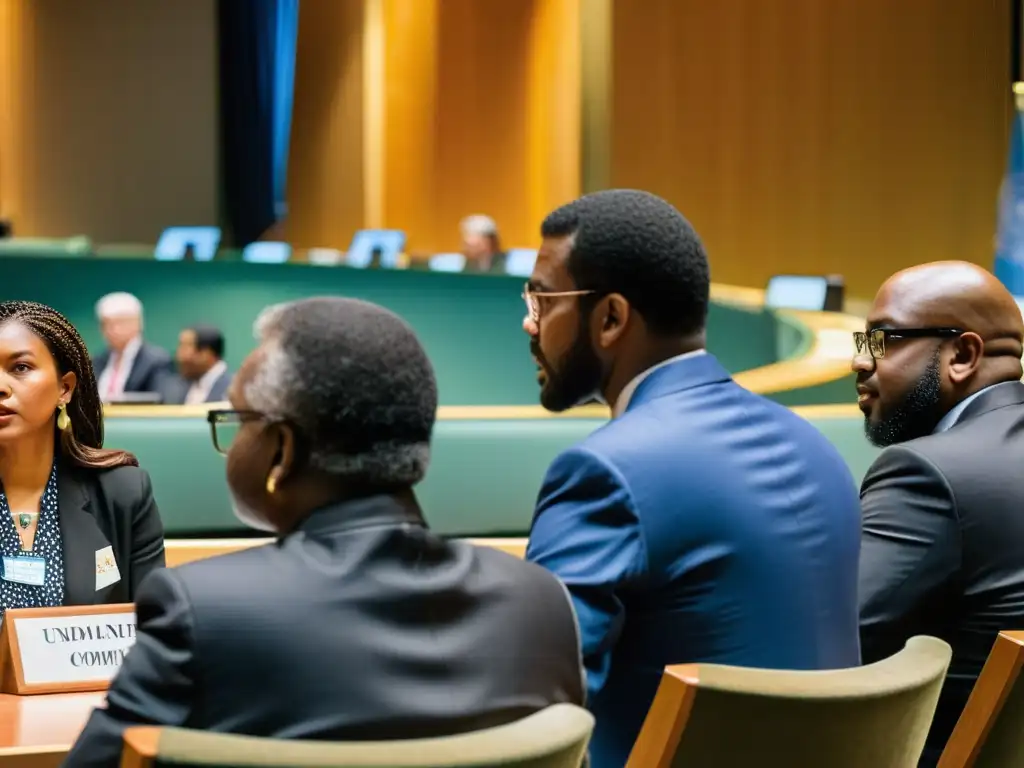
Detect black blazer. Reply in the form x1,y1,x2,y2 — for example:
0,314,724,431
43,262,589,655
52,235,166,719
64,493,584,768
58,463,165,607
859,381,1024,766
92,343,173,394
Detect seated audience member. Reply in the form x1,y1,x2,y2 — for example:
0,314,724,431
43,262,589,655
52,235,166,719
92,292,172,401
856,261,1024,766
460,214,507,274
523,190,861,768
65,297,584,768
161,325,231,405
0,301,165,618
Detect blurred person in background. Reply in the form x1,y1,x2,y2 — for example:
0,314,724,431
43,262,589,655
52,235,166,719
65,297,584,768
92,292,172,401
160,325,231,405
0,301,164,619
460,214,507,274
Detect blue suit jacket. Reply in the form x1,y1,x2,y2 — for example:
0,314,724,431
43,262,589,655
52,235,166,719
526,354,861,767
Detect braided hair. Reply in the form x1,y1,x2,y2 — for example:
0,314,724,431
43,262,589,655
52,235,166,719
0,301,137,469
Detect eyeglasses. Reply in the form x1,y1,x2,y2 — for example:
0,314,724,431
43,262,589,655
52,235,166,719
522,284,596,323
853,327,964,360
206,409,269,455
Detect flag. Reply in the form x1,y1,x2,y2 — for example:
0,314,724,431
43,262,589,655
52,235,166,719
994,83,1024,296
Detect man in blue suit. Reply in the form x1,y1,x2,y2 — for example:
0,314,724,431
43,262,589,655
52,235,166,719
523,190,862,767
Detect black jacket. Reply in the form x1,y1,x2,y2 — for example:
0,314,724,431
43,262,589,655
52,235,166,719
64,493,585,768
859,381,1024,765
92,343,172,394
59,462,165,606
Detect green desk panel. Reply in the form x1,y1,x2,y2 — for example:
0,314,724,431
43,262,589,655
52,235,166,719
1,257,781,405
104,410,879,538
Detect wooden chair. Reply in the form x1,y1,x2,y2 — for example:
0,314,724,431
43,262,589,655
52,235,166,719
625,635,951,768
938,630,1024,767
121,703,593,768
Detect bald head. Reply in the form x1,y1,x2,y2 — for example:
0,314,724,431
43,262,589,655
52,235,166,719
872,261,1024,377
857,261,1024,447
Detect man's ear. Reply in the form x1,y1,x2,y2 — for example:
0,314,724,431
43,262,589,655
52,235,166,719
948,332,985,384
267,422,298,490
593,293,631,350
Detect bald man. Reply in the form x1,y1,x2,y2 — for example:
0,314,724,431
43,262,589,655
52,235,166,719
855,261,1024,765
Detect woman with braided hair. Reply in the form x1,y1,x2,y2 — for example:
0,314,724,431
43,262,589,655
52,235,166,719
0,300,164,619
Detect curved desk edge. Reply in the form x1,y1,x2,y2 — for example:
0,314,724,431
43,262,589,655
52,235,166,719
163,537,528,568
100,285,861,421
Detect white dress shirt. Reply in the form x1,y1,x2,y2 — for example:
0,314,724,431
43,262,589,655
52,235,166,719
612,349,707,418
97,336,142,401
185,360,228,405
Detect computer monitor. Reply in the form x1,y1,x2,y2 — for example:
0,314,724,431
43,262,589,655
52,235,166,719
504,248,538,277
345,230,405,269
428,253,466,272
155,227,222,262
765,274,844,312
242,241,292,264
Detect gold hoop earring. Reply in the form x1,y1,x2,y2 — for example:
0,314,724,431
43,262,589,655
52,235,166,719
56,403,71,432
266,475,277,495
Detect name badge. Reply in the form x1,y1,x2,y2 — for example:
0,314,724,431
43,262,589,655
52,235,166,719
95,546,120,591
1,554,46,587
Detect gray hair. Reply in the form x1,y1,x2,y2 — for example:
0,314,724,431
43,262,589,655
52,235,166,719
244,298,436,487
95,292,143,325
460,214,499,238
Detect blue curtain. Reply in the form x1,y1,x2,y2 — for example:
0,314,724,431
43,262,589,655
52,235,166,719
218,0,299,246
994,98,1024,296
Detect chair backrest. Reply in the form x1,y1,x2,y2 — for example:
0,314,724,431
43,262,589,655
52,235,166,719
122,704,593,768
626,636,952,768
938,630,1024,768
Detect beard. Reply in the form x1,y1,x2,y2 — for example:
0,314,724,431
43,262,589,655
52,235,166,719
534,329,604,413
865,352,944,447
229,490,278,533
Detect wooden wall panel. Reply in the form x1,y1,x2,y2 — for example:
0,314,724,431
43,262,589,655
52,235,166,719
433,0,534,253
0,0,219,243
286,0,365,250
611,0,1011,297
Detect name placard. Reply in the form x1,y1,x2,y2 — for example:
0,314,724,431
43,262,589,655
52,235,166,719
0,604,136,694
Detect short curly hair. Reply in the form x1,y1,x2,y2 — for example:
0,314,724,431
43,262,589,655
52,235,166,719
246,298,437,488
540,189,710,337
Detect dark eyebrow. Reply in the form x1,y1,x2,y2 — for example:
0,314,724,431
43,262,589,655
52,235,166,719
6,350,36,361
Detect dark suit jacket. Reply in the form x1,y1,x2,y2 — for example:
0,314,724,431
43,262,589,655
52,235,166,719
157,368,232,405
859,380,1024,766
527,353,862,768
64,493,585,768
58,463,165,606
92,342,173,394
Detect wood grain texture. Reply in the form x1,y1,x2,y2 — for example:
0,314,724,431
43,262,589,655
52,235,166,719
610,0,1011,297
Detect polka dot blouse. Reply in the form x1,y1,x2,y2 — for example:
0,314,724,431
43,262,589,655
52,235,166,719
0,463,65,621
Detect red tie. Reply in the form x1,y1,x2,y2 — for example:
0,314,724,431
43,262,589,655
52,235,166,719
105,355,122,399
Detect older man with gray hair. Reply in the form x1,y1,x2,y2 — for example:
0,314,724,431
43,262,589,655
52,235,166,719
460,214,507,274
65,296,585,768
92,291,173,401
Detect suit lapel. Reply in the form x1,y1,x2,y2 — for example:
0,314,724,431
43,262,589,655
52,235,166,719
123,347,149,392
57,468,110,606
